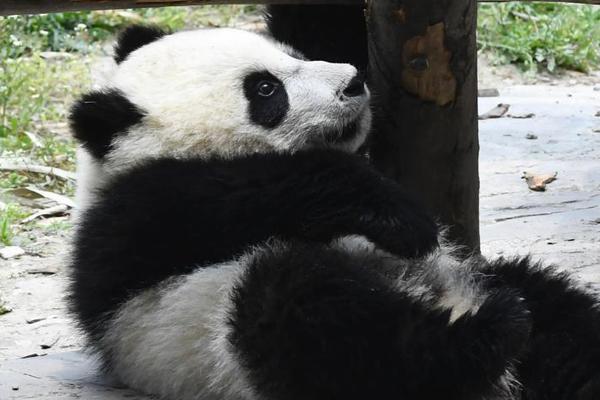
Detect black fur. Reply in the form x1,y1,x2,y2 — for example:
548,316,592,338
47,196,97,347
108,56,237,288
243,71,289,128
229,242,530,400
266,5,368,71
113,25,166,64
69,89,145,159
482,258,600,400
70,149,438,340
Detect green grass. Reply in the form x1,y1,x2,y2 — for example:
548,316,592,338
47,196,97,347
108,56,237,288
478,3,600,73
0,204,28,246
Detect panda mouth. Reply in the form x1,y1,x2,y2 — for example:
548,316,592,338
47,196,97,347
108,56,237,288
323,120,359,144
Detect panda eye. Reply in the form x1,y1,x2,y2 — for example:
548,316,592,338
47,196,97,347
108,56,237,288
257,81,278,97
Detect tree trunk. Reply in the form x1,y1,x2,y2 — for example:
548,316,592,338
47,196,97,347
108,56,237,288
366,0,481,252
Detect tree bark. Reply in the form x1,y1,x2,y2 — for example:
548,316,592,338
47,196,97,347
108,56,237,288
367,0,481,252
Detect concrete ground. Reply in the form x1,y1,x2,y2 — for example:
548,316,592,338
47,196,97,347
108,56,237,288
0,83,599,399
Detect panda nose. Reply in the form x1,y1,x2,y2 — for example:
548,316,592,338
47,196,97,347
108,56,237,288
342,73,366,98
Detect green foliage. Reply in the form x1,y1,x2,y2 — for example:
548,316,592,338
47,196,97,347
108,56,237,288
0,204,28,246
478,3,600,73
0,6,260,57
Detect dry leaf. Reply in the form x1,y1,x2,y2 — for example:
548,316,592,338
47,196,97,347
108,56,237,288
22,204,70,224
522,171,558,192
479,103,510,120
7,187,75,209
507,113,535,119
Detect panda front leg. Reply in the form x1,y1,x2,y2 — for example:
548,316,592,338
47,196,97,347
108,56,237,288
228,242,531,400
482,258,600,400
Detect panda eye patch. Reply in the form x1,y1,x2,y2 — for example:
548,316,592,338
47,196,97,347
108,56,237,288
257,81,278,97
243,71,289,129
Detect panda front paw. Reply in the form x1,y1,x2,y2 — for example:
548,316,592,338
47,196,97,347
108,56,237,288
361,205,439,259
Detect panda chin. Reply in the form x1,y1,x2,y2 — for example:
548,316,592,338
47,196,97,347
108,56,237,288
322,119,360,145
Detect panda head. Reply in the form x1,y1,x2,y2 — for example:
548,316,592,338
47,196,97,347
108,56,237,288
70,26,371,174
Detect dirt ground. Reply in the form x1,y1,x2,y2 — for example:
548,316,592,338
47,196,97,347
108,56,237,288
0,60,599,398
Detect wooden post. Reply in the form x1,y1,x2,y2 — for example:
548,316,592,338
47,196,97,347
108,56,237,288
367,0,481,252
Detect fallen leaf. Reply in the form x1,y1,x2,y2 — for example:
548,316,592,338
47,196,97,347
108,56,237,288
479,103,510,120
23,131,44,147
22,204,70,224
508,113,535,119
521,171,558,192
7,187,75,210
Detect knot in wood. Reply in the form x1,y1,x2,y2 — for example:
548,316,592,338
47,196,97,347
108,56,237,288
408,56,429,71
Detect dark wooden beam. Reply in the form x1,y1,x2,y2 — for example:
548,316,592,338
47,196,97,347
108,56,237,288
1,0,598,17
367,0,481,252
0,0,360,16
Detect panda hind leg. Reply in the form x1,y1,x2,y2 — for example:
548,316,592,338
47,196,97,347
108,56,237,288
483,257,600,400
228,241,530,400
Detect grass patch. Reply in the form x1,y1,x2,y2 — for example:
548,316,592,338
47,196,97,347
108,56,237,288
478,3,600,73
0,204,28,246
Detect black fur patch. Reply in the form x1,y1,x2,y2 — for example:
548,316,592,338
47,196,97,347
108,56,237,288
482,258,600,399
113,25,166,64
243,71,289,129
266,5,368,71
70,149,438,341
69,89,145,159
229,242,530,400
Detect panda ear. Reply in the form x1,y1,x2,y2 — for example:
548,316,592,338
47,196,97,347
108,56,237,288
113,25,166,64
69,89,145,160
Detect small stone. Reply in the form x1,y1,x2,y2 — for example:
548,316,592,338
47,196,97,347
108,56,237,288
478,88,499,97
525,133,538,140
0,246,25,260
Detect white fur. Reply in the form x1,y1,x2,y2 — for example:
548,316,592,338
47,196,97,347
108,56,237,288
101,256,259,400
73,146,106,215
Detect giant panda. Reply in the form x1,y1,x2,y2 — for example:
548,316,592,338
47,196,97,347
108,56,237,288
68,26,600,400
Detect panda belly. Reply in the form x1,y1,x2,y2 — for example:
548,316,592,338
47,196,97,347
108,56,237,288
99,238,517,400
100,258,256,400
